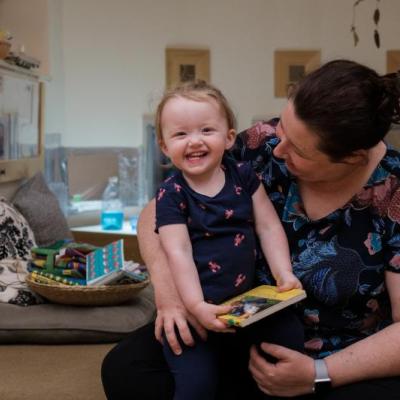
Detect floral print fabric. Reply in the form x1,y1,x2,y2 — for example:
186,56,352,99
0,198,40,306
232,120,400,358
0,198,35,260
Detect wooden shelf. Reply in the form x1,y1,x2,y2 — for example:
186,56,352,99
0,59,41,79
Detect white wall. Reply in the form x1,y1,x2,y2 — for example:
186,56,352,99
56,0,400,147
3,0,400,147
46,0,65,140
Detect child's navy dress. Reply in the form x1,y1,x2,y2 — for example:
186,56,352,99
156,157,260,304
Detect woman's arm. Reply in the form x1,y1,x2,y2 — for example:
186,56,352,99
158,224,232,332
326,321,400,384
137,200,206,354
252,185,301,290
385,271,400,322
248,322,400,397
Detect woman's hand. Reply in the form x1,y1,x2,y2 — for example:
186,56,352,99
249,342,315,397
155,294,208,356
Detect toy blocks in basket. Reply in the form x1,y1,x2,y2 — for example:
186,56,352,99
28,239,148,287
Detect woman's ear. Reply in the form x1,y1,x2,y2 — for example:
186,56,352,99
225,129,236,150
344,149,369,165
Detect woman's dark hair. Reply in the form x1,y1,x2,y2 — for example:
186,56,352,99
290,59,400,161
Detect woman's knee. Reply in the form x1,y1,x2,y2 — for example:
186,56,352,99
101,323,174,400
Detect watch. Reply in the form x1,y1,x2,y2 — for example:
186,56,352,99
313,359,332,395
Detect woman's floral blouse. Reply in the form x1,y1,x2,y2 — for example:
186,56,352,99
232,120,400,358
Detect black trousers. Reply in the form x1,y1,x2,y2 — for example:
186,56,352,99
161,309,304,400
102,321,400,400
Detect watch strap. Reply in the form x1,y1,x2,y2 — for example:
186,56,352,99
315,359,329,380
313,359,332,394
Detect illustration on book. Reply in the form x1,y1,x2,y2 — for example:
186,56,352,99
218,285,306,327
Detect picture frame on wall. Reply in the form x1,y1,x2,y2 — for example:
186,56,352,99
274,50,321,98
386,51,400,150
387,50,400,73
166,48,210,89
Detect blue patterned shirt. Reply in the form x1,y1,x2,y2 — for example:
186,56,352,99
232,120,400,357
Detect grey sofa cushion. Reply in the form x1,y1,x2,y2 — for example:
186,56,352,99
12,172,73,246
0,285,155,344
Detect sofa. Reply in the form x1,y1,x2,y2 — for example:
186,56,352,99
0,173,156,400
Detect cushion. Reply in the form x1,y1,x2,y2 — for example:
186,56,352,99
0,198,36,260
12,172,73,246
0,284,156,344
0,259,43,306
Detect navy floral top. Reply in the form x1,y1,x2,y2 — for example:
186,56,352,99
155,157,260,304
232,120,400,358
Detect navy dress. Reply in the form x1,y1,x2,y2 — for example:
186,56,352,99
155,157,304,400
156,157,260,304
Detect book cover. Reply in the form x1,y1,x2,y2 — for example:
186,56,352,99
85,239,124,285
218,285,306,327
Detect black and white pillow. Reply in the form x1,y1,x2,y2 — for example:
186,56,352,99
0,198,36,261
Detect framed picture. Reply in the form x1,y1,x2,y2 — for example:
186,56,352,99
166,48,210,89
274,50,321,98
386,50,400,149
387,50,400,73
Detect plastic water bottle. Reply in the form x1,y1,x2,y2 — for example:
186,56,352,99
101,176,124,230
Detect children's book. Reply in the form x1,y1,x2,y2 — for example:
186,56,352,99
218,285,306,327
29,239,140,286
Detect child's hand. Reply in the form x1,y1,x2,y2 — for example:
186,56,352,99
276,271,303,292
191,301,235,333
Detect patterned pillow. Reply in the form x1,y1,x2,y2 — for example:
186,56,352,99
0,198,36,260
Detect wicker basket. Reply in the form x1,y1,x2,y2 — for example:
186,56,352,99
0,40,11,59
26,274,150,306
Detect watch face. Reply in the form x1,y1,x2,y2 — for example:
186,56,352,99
315,380,332,394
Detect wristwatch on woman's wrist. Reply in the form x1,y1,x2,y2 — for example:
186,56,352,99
312,359,332,395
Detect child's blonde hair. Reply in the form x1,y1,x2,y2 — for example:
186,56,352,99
155,80,236,145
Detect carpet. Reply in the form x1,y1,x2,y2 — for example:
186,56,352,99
0,343,114,400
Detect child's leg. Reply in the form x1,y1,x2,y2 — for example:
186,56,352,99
162,329,220,400
244,307,304,360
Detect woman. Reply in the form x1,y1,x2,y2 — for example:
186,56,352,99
102,60,400,399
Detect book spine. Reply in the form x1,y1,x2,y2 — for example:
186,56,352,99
29,268,84,286
30,271,69,286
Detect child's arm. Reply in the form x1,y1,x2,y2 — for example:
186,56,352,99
385,270,400,322
158,224,233,332
252,184,302,291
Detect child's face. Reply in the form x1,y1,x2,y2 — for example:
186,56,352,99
160,96,235,179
